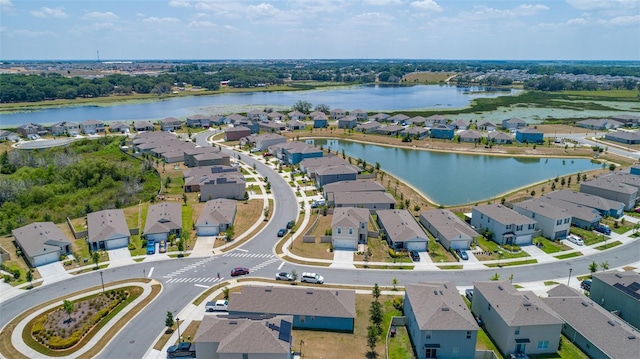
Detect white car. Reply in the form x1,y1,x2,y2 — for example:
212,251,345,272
301,272,324,284
567,234,584,246
205,299,228,312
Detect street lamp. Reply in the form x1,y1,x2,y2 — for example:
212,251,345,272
176,317,181,343
568,268,573,286
99,271,105,293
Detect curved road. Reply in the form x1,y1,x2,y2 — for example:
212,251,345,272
1,129,638,358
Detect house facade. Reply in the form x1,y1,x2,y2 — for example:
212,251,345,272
430,124,454,140
329,108,346,120
314,164,358,188
275,141,323,165
109,121,130,133
404,283,478,359
590,271,640,330
143,202,182,241
338,115,357,129
546,189,624,219
50,121,79,136
331,207,369,250
333,191,395,212
349,109,367,121
457,130,482,143
80,119,105,134
185,114,210,128
604,130,640,144
12,222,71,267
196,199,237,236
470,204,536,245
199,172,246,201
133,121,155,132
376,209,429,251
287,110,306,121
515,128,544,144
87,209,130,251
512,199,572,240
419,209,478,250
17,123,47,138
501,118,526,130
160,117,182,131
224,126,251,141
488,131,513,144
580,177,638,211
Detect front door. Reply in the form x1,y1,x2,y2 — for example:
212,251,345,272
515,343,526,354
425,349,437,358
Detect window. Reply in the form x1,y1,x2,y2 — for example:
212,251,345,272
564,218,570,224
488,218,491,223
537,340,549,349
425,349,437,358
506,224,512,229
557,219,562,225
529,224,535,229
361,223,366,229
426,331,432,339
242,354,248,359
349,228,353,235
466,331,472,339
514,327,520,335
516,225,523,231
488,304,492,311
300,315,305,323
337,228,341,234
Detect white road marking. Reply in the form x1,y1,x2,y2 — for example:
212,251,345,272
148,267,154,277
194,284,208,288
277,261,285,270
236,248,248,252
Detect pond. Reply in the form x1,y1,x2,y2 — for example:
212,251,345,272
309,139,602,206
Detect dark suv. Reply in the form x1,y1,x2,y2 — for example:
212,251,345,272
410,250,420,261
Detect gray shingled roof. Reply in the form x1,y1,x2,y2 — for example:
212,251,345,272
196,199,236,227
332,207,370,229
144,202,182,235
323,180,385,194
512,198,570,220
377,209,428,243
228,285,356,319
419,209,478,242
473,281,563,326
334,191,395,206
406,282,478,331
315,164,358,176
592,270,640,300
536,195,602,223
544,284,640,359
581,177,637,195
473,204,537,226
546,189,624,211
87,209,130,243
12,222,71,260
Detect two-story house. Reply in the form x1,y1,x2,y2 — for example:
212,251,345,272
502,118,526,130
329,108,346,120
512,198,572,240
331,207,370,250
430,124,455,140
515,128,544,144
80,119,105,134
50,121,79,136
195,198,237,236
590,270,640,330
160,117,182,131
349,109,367,121
470,204,536,245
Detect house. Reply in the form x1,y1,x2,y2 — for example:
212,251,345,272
488,131,513,144
209,114,226,126
546,189,624,219
86,209,130,251
185,114,210,128
331,207,370,250
333,191,395,212
543,284,640,359
323,180,385,204
199,172,246,201
610,114,640,126
272,141,323,165
404,283,478,359
183,147,230,168
312,114,328,128
580,177,638,211
425,115,448,127
224,126,251,141
356,121,381,133
133,120,155,132
472,281,563,357
329,108,346,120
407,116,426,127
451,119,469,130
512,199,572,240
631,164,640,175
515,128,544,144
244,133,286,150
457,130,482,143
299,156,356,178
309,111,325,119
370,113,390,122
476,121,497,132
12,222,71,267
376,209,429,251
132,131,176,152
419,209,478,251
315,164,358,188
403,127,429,140
286,119,306,131
80,119,105,134
195,199,237,236
337,115,357,129
349,109,367,121
160,117,182,131
377,124,405,136
589,270,640,330
17,123,47,138
247,109,268,121
0,130,19,141
225,113,247,124
183,165,238,192
388,114,410,124
604,130,640,144
470,204,536,245
50,121,79,136
194,315,293,359
109,121,130,133
287,110,306,121
267,111,285,121
227,285,356,332
143,202,182,241
430,124,454,140
535,195,602,230
501,118,526,130
576,118,624,130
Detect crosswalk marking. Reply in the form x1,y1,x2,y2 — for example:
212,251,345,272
222,252,274,258
164,256,217,279
165,277,225,284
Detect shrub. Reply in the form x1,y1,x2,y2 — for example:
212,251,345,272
127,242,136,250
392,297,404,311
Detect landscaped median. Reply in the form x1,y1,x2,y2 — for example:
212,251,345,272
0,279,160,359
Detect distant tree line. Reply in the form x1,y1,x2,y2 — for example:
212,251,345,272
523,76,639,92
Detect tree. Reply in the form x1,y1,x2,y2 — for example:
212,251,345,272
490,272,500,281
165,311,174,330
589,261,598,274
225,226,235,241
369,301,383,329
177,239,184,253
600,261,609,272
292,100,312,114
92,250,100,269
26,269,33,288
222,287,230,300
392,277,398,291
182,193,187,205
372,283,381,302
314,103,330,113
63,299,74,323
366,325,378,353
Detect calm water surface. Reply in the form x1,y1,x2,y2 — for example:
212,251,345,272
310,139,602,206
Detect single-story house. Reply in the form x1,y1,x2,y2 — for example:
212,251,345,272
80,119,105,134
377,124,405,136
286,119,306,130
356,121,381,133
406,116,426,126
476,121,497,132
184,147,230,168
389,114,410,125
143,202,182,241
87,209,131,251
0,130,19,141
470,204,536,245
267,111,285,121
403,127,429,140
405,282,478,359
604,130,640,144
501,118,526,130
331,207,370,250
299,156,356,178
451,119,469,130
425,115,448,126
160,117,182,131
323,180,385,203
133,121,155,132
576,118,624,130
488,131,513,144
199,172,246,201
457,129,483,143
515,128,544,144
287,110,306,121
370,113,390,122
195,199,237,236
224,126,251,141
430,124,455,140
109,121,130,133
12,222,71,267
242,133,286,150
376,209,429,251
225,113,247,124
258,121,285,133
333,191,396,211
472,281,563,357
419,209,478,251
227,285,356,332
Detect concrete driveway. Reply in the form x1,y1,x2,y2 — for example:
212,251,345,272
37,261,73,285
330,249,355,269
192,236,217,256
108,248,135,267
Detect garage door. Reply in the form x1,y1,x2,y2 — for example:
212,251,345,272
333,239,356,250
515,235,532,245
197,226,219,236
33,251,61,267
105,236,129,250
406,241,427,252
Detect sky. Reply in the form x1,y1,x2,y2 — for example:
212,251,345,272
1,0,639,61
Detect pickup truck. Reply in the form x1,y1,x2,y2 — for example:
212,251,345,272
167,342,196,358
205,300,228,312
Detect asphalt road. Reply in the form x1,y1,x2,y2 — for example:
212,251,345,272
1,129,638,358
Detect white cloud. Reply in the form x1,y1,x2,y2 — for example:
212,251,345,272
83,11,119,20
351,12,395,25
222,25,238,31
142,17,180,23
30,7,68,19
91,22,116,30
363,0,404,5
460,4,548,21
606,14,640,25
169,0,192,7
13,29,57,37
0,0,13,11
246,3,282,16
566,0,639,11
567,17,588,25
410,0,442,12
187,20,218,29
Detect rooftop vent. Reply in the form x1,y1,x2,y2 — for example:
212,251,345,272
608,320,616,327
229,320,237,325
498,286,503,291
629,336,637,340
615,274,622,278
581,301,589,307
441,307,450,311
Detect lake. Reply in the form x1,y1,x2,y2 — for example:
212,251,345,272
309,139,602,206
0,84,518,128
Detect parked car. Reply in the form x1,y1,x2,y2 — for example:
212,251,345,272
205,299,228,312
458,250,469,260
301,272,324,284
594,223,612,235
465,289,474,302
286,220,295,229
146,240,155,255
410,250,420,262
275,272,294,281
277,228,287,237
159,240,167,253
311,199,326,208
230,267,250,277
634,207,640,214
167,342,196,358
581,279,592,291
567,234,584,246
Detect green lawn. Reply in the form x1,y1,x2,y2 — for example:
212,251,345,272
535,236,571,254
485,259,538,268
594,241,622,250
554,252,582,260
387,325,415,359
476,236,528,259
528,335,589,359
570,228,604,246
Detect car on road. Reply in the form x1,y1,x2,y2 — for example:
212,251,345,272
277,228,288,237
205,299,228,312
301,272,324,284
167,342,196,358
458,250,469,260
159,240,167,253
580,279,592,291
146,240,155,255
230,267,250,277
286,220,295,229
275,272,294,281
410,250,420,262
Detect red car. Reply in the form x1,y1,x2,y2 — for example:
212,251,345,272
230,267,250,277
